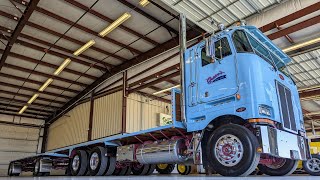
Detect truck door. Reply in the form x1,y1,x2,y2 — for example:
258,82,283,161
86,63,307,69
195,36,238,104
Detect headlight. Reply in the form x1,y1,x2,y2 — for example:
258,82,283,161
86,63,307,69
259,106,271,116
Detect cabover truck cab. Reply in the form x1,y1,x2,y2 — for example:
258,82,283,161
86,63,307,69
7,25,310,177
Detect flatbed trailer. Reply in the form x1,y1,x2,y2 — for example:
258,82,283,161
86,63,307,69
8,15,311,177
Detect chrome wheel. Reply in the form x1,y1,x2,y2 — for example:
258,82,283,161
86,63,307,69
72,155,80,171
89,152,100,171
306,158,320,172
214,134,244,167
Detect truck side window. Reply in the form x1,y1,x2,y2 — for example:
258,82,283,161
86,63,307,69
232,30,253,52
201,37,232,67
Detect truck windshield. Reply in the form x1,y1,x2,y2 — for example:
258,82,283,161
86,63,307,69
232,30,290,77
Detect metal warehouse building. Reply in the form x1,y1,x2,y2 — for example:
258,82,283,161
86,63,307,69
0,0,319,179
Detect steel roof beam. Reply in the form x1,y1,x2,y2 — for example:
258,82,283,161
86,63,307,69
0,72,79,94
0,0,39,70
260,1,320,32
0,96,59,109
0,48,97,80
65,0,159,46
0,102,54,114
0,107,49,117
0,81,71,100
0,112,46,120
300,89,320,100
268,15,320,40
0,89,65,104
117,0,178,35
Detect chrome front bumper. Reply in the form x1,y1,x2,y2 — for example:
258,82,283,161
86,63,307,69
257,126,311,160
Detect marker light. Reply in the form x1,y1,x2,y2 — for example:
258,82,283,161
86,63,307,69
73,40,95,56
99,13,131,37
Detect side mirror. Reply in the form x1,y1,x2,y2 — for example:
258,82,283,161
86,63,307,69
205,36,215,58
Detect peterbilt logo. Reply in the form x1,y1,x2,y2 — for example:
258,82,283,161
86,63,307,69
206,71,226,84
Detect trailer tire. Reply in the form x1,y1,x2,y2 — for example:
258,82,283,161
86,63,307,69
88,146,108,176
146,164,156,175
206,124,260,176
132,163,150,175
303,154,320,176
177,164,192,175
70,150,88,176
105,156,116,176
113,166,131,176
258,158,298,176
156,164,175,174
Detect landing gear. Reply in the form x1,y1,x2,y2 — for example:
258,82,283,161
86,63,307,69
205,124,260,176
156,164,175,174
303,154,320,176
70,150,88,176
8,162,21,176
258,158,298,176
177,164,191,175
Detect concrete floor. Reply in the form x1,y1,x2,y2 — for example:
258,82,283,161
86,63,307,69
0,175,317,180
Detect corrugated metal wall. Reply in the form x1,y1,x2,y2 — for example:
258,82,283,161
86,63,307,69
92,91,122,140
47,101,90,151
126,93,172,133
0,125,39,175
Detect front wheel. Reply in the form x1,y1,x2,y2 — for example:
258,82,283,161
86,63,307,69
302,154,320,176
205,124,260,176
258,158,298,176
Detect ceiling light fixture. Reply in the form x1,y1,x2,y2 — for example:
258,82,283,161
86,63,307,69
139,0,150,7
54,58,71,76
99,12,131,37
153,85,180,95
282,37,320,53
39,78,53,92
27,94,39,104
18,105,28,114
73,40,95,56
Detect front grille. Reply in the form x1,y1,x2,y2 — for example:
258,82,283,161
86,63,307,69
276,81,297,132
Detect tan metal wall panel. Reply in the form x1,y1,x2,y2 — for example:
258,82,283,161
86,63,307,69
126,93,171,133
92,91,122,140
47,101,90,151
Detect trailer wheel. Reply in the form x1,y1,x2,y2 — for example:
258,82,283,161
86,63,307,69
88,146,109,176
303,154,320,176
258,158,298,176
206,124,260,176
132,163,150,175
156,164,175,174
177,164,192,175
70,150,88,176
113,165,131,176
105,156,116,176
146,164,156,175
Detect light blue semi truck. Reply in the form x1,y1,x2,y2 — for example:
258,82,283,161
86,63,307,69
8,18,310,177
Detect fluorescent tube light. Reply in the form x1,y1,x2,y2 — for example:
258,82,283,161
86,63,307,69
54,58,71,76
139,0,150,7
99,12,131,37
39,78,53,92
18,105,28,114
153,85,180,95
282,37,320,53
27,94,39,104
73,40,95,56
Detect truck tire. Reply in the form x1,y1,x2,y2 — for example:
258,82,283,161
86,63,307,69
258,158,298,176
113,166,131,176
205,124,260,176
177,164,192,175
146,164,156,175
70,150,88,176
88,146,108,176
156,164,175,174
132,163,150,175
302,154,320,176
105,156,116,176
